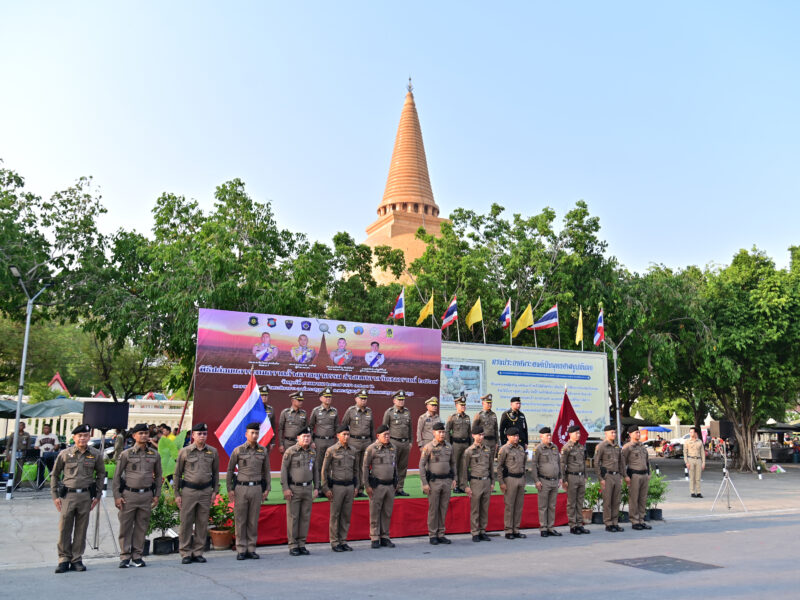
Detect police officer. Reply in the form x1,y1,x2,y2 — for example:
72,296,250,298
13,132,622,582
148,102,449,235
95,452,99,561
362,424,397,549
684,426,706,497
341,389,374,497
113,423,162,568
561,425,590,534
473,394,498,454
419,422,456,545
321,424,358,552
174,422,219,564
623,426,651,530
461,424,494,542
279,391,307,454
227,422,270,559
50,424,104,573
446,393,471,493
309,387,338,494
417,397,441,449
499,397,528,448
532,426,561,537
382,390,412,496
281,427,318,555
260,385,277,453
595,424,625,532
497,426,527,539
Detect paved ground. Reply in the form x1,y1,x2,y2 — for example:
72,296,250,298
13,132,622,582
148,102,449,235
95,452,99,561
2,458,798,598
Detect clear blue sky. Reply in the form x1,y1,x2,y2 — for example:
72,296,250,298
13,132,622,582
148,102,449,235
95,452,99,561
1,1,798,273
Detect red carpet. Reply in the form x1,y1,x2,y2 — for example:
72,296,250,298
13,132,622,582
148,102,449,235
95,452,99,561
257,492,567,545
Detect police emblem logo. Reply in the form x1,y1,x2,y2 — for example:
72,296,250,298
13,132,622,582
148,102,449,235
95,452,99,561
301,321,311,331
285,319,294,329
354,326,364,335
248,316,259,327
336,324,346,333
267,318,277,327
386,328,393,338
319,323,329,332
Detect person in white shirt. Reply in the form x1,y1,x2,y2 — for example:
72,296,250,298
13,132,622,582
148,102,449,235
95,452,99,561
35,423,60,484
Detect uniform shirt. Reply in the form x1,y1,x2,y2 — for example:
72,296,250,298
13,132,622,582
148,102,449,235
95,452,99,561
446,412,472,443
341,405,374,439
460,442,494,489
621,441,650,473
362,441,396,484
499,410,528,446
5,431,31,457
473,410,498,439
419,439,455,485
174,443,219,496
560,440,586,479
416,412,442,447
382,406,412,441
50,445,104,499
280,444,317,489
113,444,163,499
321,441,359,492
531,442,560,482
594,440,625,479
683,438,706,467
226,441,270,489
497,442,527,486
279,407,307,441
309,405,338,438
35,432,59,453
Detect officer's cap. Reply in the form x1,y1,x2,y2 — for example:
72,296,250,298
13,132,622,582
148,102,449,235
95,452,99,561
337,424,350,434
130,423,149,434
297,427,311,436
72,424,91,435
506,427,519,437
376,424,390,435
246,422,262,431
567,425,581,434
539,427,551,434
355,389,369,399
192,423,208,432
392,390,407,400
627,426,639,433
425,397,439,406
455,394,466,405
510,396,521,404
320,387,333,398
290,391,305,401
603,425,615,432
472,424,484,435
259,384,270,394
480,394,493,403
432,422,445,431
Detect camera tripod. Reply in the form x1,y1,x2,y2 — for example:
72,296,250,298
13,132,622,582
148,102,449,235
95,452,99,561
710,442,747,513
89,428,119,556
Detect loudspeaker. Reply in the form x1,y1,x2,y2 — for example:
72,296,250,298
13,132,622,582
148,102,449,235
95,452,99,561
82,401,130,432
710,420,734,440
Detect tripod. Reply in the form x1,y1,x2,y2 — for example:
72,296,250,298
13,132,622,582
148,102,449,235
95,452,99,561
89,428,119,556
711,442,747,513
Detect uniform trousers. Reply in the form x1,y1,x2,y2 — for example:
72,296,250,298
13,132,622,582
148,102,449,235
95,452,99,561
452,443,469,488
233,485,262,553
329,484,354,547
368,484,395,540
602,474,622,526
286,484,313,550
566,473,586,527
58,491,92,563
426,478,452,537
688,458,702,494
503,477,526,534
118,490,153,560
393,441,410,492
537,480,558,531
178,487,212,557
468,478,491,536
628,473,650,525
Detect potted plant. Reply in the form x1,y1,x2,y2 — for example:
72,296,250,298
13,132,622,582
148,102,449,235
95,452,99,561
583,478,603,524
619,479,630,523
209,492,235,550
148,483,180,554
646,472,669,520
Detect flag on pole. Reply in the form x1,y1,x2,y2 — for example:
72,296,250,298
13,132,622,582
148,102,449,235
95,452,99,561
529,303,559,330
511,303,533,338
552,388,589,450
465,298,483,328
593,309,605,346
215,374,273,456
387,288,404,320
498,299,511,329
575,307,584,345
416,295,434,326
441,295,458,329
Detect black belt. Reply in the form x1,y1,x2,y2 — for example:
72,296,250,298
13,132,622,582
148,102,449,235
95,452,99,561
427,471,454,481
687,456,702,460
539,475,557,481
391,437,410,443
64,487,90,494
351,435,370,440
469,475,490,480
630,469,649,475
328,478,356,487
313,435,335,440
369,477,394,486
180,480,212,490
291,481,313,487
484,436,496,440
566,471,585,476
605,471,621,475
451,437,470,444
505,472,524,478
123,485,152,493
239,481,262,486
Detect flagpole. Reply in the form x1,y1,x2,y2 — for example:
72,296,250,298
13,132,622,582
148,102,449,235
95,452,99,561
402,287,406,327
533,328,537,348
557,322,561,349
456,315,461,343
509,305,513,346
482,320,486,344
580,305,584,351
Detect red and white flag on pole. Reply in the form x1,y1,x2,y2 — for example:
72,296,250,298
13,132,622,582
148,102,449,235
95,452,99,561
552,388,588,450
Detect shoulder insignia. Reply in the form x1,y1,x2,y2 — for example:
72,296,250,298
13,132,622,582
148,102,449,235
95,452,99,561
256,448,264,453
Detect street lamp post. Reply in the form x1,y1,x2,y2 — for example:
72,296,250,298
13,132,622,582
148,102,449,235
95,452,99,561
605,328,634,443
6,266,49,499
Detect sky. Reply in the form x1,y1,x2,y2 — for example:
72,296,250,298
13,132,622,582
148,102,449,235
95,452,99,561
1,1,798,273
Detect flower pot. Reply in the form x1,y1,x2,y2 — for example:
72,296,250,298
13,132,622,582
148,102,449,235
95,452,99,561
591,511,604,525
618,510,630,523
204,535,211,552
643,511,651,522
172,537,180,552
648,508,663,521
581,508,592,523
143,539,150,556
153,536,175,555
209,528,233,550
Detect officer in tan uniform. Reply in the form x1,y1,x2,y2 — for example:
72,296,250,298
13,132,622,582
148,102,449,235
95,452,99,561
461,424,494,542
684,426,706,497
532,426,562,537
382,390,412,496
561,425,590,534
341,389,374,497
446,393,471,493
309,387,338,494
113,423,162,568
363,424,397,549
281,426,318,555
227,422,270,560
50,423,104,573
321,424,358,552
419,422,456,545
417,397,442,449
278,391,307,454
473,394,499,454
622,426,651,530
497,426,527,539
260,385,277,453
174,422,219,564
595,424,625,532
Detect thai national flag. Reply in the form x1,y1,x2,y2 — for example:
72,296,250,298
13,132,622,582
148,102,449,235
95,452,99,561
214,374,273,456
441,295,458,329
387,288,404,320
498,299,511,329
593,309,605,346
530,303,559,330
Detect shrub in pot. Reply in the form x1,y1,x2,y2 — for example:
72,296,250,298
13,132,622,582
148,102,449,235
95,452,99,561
148,483,180,554
209,492,235,550
583,478,604,524
646,472,669,520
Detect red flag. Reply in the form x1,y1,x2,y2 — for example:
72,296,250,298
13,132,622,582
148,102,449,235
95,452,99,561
552,388,588,450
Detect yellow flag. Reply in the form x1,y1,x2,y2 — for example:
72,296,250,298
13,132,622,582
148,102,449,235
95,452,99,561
511,303,533,338
575,306,583,344
465,298,483,328
416,296,434,325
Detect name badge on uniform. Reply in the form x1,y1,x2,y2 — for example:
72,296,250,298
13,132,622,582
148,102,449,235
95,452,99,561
308,458,314,470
